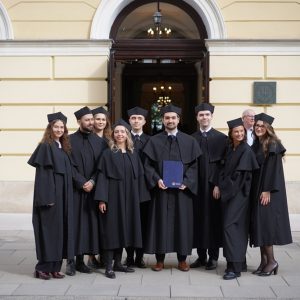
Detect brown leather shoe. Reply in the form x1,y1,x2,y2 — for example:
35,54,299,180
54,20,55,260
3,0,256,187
151,262,164,271
178,261,190,272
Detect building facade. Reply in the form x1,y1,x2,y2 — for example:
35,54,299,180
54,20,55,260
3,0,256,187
0,0,299,213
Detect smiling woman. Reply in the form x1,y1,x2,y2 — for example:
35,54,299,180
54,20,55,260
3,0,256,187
94,118,150,279
219,117,258,280
27,112,74,280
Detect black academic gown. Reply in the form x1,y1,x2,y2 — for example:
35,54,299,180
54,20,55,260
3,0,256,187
219,142,258,264
192,128,227,250
250,140,292,247
28,142,74,262
69,130,107,255
143,131,202,256
94,148,150,250
131,133,151,250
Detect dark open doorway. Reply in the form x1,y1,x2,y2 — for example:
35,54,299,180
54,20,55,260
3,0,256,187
122,62,198,134
108,0,209,134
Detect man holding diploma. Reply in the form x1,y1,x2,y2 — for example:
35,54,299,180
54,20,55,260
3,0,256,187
143,104,202,272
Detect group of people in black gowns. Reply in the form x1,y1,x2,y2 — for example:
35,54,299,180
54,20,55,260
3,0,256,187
28,102,292,281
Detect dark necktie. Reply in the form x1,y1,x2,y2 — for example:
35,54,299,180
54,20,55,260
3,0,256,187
134,134,140,141
202,131,207,138
168,135,176,143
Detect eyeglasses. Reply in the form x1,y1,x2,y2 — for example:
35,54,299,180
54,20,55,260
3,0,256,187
255,124,265,128
246,115,255,118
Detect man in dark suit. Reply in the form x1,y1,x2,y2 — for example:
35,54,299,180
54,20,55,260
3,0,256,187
125,106,150,268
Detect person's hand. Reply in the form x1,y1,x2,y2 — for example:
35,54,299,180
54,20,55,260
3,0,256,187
158,179,167,190
260,191,271,206
99,201,106,213
178,184,186,190
213,186,220,199
83,181,93,192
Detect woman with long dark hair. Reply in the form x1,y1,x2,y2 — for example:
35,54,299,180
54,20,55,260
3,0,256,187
219,117,258,280
250,113,292,276
94,119,150,279
28,112,74,280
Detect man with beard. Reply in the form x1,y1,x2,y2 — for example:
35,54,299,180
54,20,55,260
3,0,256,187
125,106,150,268
66,106,107,275
143,104,201,272
190,103,227,270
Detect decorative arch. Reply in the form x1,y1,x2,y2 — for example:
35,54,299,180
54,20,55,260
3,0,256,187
90,0,226,40
0,1,13,39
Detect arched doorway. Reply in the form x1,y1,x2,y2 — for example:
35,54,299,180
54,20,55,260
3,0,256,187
108,0,209,134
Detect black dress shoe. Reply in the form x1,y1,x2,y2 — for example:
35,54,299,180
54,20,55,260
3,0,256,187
223,271,241,280
125,257,135,267
87,257,102,269
135,258,146,268
205,259,217,270
34,270,51,280
190,258,207,268
65,260,76,276
259,263,278,276
252,265,265,275
76,263,92,273
105,269,116,279
113,263,135,273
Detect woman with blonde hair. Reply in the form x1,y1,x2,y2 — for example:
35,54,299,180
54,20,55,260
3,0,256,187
94,119,150,279
250,113,292,276
28,112,74,280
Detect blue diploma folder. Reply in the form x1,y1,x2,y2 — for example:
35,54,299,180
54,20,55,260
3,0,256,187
163,160,183,188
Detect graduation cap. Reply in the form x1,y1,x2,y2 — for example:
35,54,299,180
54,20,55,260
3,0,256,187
255,113,274,125
74,106,92,120
91,106,108,116
227,117,244,129
47,112,67,124
127,106,148,118
160,104,182,116
195,103,215,114
112,118,131,131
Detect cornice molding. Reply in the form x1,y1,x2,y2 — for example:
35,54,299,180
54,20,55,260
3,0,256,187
0,40,112,56
206,39,300,55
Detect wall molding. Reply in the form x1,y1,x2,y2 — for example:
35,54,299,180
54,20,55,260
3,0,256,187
0,2,13,40
206,39,300,55
0,40,112,56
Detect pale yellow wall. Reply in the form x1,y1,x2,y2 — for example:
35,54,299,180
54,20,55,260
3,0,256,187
217,0,300,38
0,55,108,182
1,0,101,39
210,54,300,181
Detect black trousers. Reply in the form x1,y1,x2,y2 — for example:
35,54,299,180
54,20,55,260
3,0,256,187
197,248,219,261
155,253,187,263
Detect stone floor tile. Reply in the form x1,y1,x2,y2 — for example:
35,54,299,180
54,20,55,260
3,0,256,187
272,285,300,299
118,284,170,297
93,272,142,285
282,275,300,286
12,283,69,295
237,273,288,286
66,283,120,296
171,284,223,298
0,284,19,295
222,285,276,298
